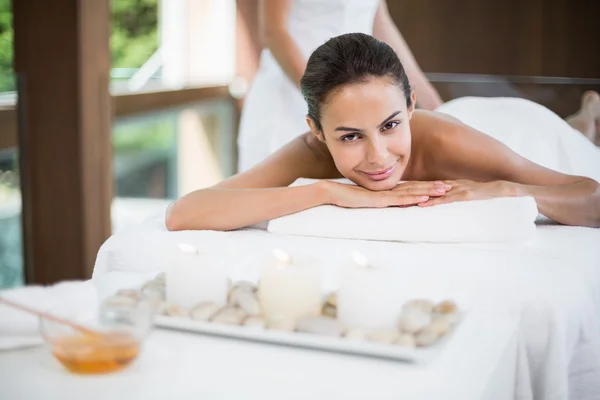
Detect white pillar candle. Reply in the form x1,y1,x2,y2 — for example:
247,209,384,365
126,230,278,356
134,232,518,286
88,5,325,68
337,251,405,331
258,249,322,324
166,243,230,309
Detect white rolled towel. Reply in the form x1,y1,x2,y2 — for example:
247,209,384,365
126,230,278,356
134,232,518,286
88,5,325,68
267,179,539,243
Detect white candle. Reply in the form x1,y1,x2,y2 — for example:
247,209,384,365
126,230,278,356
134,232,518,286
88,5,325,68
166,243,230,309
258,249,322,324
337,251,405,331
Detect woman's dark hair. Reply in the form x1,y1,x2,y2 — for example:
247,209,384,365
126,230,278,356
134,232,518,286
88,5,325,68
300,33,412,132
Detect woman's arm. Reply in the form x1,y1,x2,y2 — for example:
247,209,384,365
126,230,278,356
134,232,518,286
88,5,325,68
420,120,600,227
166,135,334,231
166,133,450,231
372,0,443,110
260,0,306,89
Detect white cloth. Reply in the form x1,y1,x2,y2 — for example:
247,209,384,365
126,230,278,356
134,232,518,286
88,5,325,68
237,0,379,171
91,214,600,400
268,178,539,243
436,97,600,183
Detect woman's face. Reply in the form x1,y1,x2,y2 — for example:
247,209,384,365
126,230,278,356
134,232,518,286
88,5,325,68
308,77,416,191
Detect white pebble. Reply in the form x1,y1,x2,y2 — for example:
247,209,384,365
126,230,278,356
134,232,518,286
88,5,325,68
395,333,416,348
190,302,221,321
398,309,432,334
369,330,398,344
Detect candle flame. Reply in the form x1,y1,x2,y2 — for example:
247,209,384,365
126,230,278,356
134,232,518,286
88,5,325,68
272,248,292,264
351,251,370,268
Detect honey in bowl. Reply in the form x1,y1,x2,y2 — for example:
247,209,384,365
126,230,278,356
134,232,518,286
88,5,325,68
51,331,140,374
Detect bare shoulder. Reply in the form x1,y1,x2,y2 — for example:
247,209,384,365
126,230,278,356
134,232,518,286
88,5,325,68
409,110,580,185
214,132,341,189
407,111,467,179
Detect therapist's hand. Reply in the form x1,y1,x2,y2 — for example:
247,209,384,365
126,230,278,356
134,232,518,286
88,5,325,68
325,180,450,208
417,180,515,207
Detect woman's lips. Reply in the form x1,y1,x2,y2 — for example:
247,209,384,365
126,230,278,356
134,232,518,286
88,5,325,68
361,163,397,181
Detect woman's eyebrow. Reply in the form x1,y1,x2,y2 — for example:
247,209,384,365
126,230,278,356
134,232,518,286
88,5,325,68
334,111,402,133
378,111,401,128
335,125,364,133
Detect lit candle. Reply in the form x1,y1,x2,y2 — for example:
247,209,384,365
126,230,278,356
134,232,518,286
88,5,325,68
166,243,230,309
337,251,405,331
258,249,322,325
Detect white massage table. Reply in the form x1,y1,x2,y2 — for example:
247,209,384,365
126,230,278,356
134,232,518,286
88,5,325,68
89,92,600,399
90,208,600,400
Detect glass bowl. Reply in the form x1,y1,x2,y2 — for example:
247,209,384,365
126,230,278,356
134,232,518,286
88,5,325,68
39,301,154,375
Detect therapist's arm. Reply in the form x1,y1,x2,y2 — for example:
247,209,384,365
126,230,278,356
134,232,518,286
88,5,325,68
260,0,306,89
372,0,443,110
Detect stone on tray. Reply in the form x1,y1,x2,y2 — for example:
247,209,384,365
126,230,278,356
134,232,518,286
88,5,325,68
321,292,338,318
295,316,345,337
324,292,337,307
344,328,367,341
368,330,399,344
322,304,337,318
243,316,267,329
398,309,432,334
228,281,257,301
435,311,460,327
167,303,189,318
429,315,452,336
395,333,416,348
267,318,297,332
228,281,261,316
190,302,221,321
402,299,435,314
211,306,247,325
415,326,441,347
434,300,458,315
234,290,262,316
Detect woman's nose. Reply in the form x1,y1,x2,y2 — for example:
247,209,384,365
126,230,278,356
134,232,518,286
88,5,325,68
365,136,389,166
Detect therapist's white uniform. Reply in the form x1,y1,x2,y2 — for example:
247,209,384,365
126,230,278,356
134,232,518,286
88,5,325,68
237,0,380,172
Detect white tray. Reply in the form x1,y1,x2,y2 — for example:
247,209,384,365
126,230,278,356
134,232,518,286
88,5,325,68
154,313,466,364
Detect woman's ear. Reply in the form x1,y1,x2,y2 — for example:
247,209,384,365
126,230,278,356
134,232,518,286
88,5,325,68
407,90,417,119
306,116,325,142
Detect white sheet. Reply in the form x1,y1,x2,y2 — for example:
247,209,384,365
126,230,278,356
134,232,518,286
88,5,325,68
436,97,600,183
91,211,600,400
268,178,539,243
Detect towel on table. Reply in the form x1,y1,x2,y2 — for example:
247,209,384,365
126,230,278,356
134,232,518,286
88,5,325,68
267,179,539,243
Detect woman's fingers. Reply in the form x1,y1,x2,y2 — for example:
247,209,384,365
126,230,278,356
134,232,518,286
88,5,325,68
391,195,430,206
370,192,430,208
397,181,450,189
395,181,451,196
418,193,464,207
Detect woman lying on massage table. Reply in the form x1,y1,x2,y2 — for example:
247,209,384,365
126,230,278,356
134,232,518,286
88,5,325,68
167,33,600,231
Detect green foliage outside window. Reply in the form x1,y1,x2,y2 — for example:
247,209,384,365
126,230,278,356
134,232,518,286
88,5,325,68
0,0,159,91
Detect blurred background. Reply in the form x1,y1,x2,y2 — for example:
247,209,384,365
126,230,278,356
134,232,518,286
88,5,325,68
0,0,598,288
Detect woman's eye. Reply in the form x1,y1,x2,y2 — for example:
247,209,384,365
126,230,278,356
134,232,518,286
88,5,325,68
341,133,360,142
382,121,399,131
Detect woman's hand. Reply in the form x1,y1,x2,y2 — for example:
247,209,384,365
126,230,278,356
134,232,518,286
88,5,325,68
417,180,515,207
324,180,451,208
